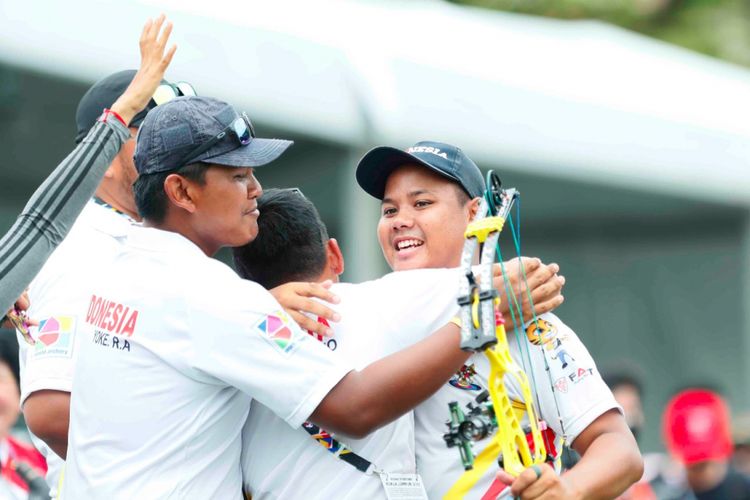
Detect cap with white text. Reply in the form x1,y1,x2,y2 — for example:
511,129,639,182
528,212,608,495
355,141,485,200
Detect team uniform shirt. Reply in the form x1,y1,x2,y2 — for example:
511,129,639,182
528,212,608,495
242,268,460,500
20,200,132,496
62,226,352,499
415,313,621,499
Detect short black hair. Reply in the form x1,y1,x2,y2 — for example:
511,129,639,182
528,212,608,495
602,364,644,397
233,188,329,289
453,183,472,206
133,162,207,223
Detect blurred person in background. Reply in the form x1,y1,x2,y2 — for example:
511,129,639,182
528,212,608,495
0,332,48,499
604,365,690,500
732,413,750,477
17,15,179,497
663,388,750,499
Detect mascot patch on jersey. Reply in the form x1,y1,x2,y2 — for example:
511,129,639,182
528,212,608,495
449,363,482,391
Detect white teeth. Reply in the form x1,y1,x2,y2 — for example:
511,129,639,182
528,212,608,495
396,239,423,250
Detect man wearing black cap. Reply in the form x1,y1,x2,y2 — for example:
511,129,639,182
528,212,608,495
355,141,643,499
61,96,488,497
19,39,192,496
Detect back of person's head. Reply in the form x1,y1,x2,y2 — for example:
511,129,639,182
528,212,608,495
663,387,733,466
602,363,645,399
233,188,328,289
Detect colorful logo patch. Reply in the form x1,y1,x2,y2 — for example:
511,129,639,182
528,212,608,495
449,364,482,391
33,316,75,358
255,311,301,355
567,367,594,384
554,377,569,393
526,318,557,346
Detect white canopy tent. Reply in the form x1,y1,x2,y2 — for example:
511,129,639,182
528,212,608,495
1,0,748,206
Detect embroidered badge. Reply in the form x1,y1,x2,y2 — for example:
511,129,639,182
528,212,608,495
32,316,75,359
255,310,303,356
449,363,482,391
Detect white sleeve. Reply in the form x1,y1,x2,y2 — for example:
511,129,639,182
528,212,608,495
331,268,461,355
184,280,352,429
20,269,83,403
516,313,621,444
19,314,77,402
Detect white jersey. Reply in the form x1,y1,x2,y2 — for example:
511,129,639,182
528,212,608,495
415,313,621,499
242,268,460,500
62,226,352,499
21,200,132,496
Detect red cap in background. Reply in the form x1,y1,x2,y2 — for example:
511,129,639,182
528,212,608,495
663,388,733,465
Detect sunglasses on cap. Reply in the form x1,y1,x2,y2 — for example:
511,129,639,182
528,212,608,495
151,81,197,106
131,81,198,128
177,112,256,167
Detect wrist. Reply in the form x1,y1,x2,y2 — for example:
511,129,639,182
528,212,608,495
98,108,127,127
109,95,142,126
560,473,585,500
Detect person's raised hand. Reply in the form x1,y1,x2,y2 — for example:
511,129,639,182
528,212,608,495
111,14,177,124
270,280,341,338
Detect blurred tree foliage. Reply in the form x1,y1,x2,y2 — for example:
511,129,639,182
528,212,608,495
448,0,750,67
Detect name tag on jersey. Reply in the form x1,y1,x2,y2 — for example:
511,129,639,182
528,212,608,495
379,472,428,500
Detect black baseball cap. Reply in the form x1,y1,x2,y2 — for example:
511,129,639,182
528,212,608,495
356,141,485,200
75,70,148,143
134,96,293,175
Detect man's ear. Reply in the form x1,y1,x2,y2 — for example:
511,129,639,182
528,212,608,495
163,174,199,214
467,196,481,221
326,238,345,278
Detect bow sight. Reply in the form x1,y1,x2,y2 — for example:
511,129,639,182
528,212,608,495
444,390,497,470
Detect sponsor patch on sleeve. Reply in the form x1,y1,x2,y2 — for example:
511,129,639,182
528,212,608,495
254,310,305,356
31,316,76,359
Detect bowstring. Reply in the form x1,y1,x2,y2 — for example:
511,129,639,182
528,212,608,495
507,200,567,444
485,187,551,457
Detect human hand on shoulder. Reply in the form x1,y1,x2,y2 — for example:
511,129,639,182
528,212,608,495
492,257,565,325
270,280,341,337
110,14,177,124
496,463,581,500
2,290,38,338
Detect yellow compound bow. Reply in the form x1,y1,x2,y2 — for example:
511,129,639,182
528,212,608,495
444,172,549,498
